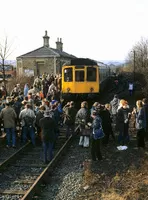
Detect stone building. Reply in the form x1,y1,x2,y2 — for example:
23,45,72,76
16,31,76,77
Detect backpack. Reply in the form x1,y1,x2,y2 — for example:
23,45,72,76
24,115,34,127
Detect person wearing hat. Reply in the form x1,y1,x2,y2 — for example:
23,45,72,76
39,110,56,164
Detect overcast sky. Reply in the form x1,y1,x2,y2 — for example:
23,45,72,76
0,0,148,61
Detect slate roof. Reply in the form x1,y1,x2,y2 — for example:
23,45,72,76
17,46,76,59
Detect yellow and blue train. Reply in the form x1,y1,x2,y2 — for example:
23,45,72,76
61,58,110,100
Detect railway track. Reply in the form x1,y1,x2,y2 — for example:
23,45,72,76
0,127,73,200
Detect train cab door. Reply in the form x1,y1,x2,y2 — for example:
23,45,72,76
74,66,86,93
62,67,74,93
85,66,99,93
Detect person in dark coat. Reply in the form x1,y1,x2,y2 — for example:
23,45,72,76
117,100,131,145
35,105,45,138
91,110,103,161
39,110,56,164
142,98,148,140
13,97,22,121
100,104,115,145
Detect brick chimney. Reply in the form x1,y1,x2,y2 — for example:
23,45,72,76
56,38,63,51
43,30,50,47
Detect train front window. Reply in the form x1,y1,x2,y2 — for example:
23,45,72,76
64,68,73,82
75,71,84,82
87,67,96,81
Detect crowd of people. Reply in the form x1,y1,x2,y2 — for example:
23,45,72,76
0,72,147,164
66,94,148,162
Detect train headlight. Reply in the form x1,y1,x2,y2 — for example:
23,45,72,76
67,87,70,92
90,87,94,92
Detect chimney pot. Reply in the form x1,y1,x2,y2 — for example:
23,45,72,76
43,30,50,47
56,37,63,51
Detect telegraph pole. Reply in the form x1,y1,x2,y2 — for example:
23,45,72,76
133,50,136,83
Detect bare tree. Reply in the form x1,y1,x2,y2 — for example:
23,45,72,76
126,37,148,95
126,37,148,73
0,35,14,87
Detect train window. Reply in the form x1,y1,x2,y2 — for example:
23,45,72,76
64,68,73,82
87,67,96,81
75,71,84,82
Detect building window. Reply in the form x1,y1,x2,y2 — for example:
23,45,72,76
87,67,96,81
75,70,84,82
64,68,73,82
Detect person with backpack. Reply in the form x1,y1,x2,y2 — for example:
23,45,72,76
19,104,36,146
39,110,56,164
64,101,77,138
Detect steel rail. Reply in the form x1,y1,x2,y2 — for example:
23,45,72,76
0,142,31,170
21,135,73,200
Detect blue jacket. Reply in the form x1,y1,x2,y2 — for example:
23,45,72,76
24,85,29,97
92,116,104,139
92,116,102,130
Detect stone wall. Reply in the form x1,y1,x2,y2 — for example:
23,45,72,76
17,57,72,76
17,57,55,76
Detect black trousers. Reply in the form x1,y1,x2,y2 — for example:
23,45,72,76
144,126,148,140
137,128,145,148
91,138,102,161
103,123,115,145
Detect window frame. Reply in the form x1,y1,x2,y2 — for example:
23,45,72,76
64,67,73,82
75,70,85,82
86,67,97,82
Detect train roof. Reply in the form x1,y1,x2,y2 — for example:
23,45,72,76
62,58,109,68
67,58,98,66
